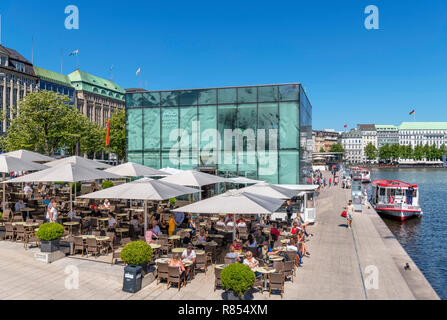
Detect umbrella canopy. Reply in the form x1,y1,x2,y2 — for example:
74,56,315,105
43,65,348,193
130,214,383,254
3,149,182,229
237,182,300,199
226,176,265,184
0,155,48,173
171,189,285,214
160,170,227,187
79,177,200,201
159,167,184,175
274,184,319,192
104,162,169,177
45,156,111,169
4,163,120,183
2,150,54,163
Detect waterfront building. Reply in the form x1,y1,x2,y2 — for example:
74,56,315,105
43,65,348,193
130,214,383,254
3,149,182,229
376,124,399,148
312,129,339,152
0,45,39,134
358,124,377,162
398,122,447,148
68,70,125,126
33,66,76,104
125,83,313,184
340,129,362,163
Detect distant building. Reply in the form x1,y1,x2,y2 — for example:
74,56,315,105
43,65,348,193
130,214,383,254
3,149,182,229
398,122,447,148
376,124,398,148
313,129,339,152
68,70,125,126
358,124,377,162
340,129,362,163
0,44,39,134
33,66,76,104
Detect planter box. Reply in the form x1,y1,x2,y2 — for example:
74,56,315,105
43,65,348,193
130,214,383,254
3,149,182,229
40,239,60,253
223,290,252,300
34,250,65,264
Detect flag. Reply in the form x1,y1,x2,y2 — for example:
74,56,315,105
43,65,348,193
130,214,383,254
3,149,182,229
105,119,110,147
344,124,348,128
409,110,415,115
136,67,141,76
69,49,79,56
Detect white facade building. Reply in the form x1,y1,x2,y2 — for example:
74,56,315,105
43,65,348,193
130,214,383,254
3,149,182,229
398,122,447,148
340,129,363,163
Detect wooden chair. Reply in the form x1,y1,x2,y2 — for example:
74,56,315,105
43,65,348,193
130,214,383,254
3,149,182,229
74,236,86,256
156,262,169,285
0,209,11,224
120,237,132,246
4,222,15,240
86,238,101,257
24,233,40,250
273,261,285,273
214,267,222,291
15,224,26,242
195,253,207,274
224,257,236,265
36,219,44,227
92,230,101,236
111,248,123,265
167,266,185,291
268,272,285,298
105,232,116,254
286,251,298,266
253,273,264,293
284,261,295,282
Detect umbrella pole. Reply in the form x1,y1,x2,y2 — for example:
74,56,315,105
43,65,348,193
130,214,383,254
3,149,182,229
70,182,73,213
144,200,148,238
2,174,5,213
233,214,237,241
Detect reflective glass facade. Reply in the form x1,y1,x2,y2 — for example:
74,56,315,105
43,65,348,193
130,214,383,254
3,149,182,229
126,84,312,184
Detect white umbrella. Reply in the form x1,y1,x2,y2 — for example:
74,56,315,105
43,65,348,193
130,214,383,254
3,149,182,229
172,189,285,240
79,178,200,234
238,182,300,199
0,155,48,212
4,163,121,211
226,177,265,184
2,150,54,163
160,170,227,187
45,156,111,169
104,162,169,177
159,167,184,175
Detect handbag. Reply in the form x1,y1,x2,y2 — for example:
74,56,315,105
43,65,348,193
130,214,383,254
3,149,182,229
341,211,347,218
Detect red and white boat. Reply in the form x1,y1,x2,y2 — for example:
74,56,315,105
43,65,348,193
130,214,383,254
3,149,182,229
351,168,371,183
371,180,423,221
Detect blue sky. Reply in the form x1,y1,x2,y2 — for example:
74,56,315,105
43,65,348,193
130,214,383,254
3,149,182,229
1,0,446,130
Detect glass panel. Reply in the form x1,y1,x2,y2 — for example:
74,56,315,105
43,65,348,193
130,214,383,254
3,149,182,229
279,84,299,101
299,85,312,184
143,108,160,150
257,103,278,151
143,151,161,169
198,89,217,105
127,151,143,164
162,151,179,169
237,104,257,158
161,91,179,106
127,108,143,151
219,151,236,176
218,105,237,155
198,105,218,166
126,93,143,108
142,92,160,106
237,151,257,179
218,88,236,104
180,106,198,167
279,102,299,149
258,85,278,102
161,107,179,151
179,90,198,106
258,150,278,184
237,87,257,103
279,151,298,184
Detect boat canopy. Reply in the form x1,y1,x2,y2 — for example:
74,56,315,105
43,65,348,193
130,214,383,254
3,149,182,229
372,179,417,189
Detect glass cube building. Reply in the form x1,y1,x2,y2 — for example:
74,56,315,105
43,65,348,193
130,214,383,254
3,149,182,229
126,84,312,184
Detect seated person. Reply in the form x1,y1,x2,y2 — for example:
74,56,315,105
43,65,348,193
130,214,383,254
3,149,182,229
226,220,234,227
67,208,81,219
245,234,257,248
264,216,272,226
216,218,226,228
130,215,141,234
90,207,102,217
182,232,192,245
230,239,242,253
169,254,186,283
151,221,162,236
42,194,51,206
107,213,117,233
23,184,33,194
197,229,207,242
38,182,46,194
181,244,196,280
255,229,265,246
237,219,247,228
209,222,219,234
103,199,111,209
187,219,196,235
286,238,303,266
15,199,31,221
290,222,300,235
243,251,260,276
81,217,91,231
145,229,158,244
225,246,241,262
91,182,99,192
270,223,280,242
159,220,168,234
260,242,282,265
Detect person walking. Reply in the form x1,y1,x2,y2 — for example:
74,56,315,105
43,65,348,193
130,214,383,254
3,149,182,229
329,178,332,188
286,200,293,224
346,200,355,229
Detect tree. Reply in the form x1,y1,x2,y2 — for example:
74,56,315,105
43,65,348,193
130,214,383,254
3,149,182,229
413,144,424,160
319,147,325,153
330,143,345,153
108,110,126,163
80,119,106,157
440,144,447,158
390,143,402,162
378,144,391,162
1,91,82,156
364,143,378,161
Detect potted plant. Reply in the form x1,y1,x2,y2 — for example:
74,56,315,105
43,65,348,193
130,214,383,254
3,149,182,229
120,241,153,293
36,223,65,253
101,180,114,190
221,263,255,300
169,197,176,208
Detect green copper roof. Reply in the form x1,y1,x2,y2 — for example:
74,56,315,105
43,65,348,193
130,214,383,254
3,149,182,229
68,70,125,101
33,66,73,87
376,125,398,131
398,122,447,130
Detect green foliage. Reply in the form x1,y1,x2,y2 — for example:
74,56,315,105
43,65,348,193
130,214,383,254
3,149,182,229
53,181,66,185
120,241,153,265
330,143,345,153
36,223,65,241
101,180,114,189
169,198,176,207
109,110,126,162
364,143,378,160
221,263,255,296
319,147,325,153
72,182,81,193
377,143,446,162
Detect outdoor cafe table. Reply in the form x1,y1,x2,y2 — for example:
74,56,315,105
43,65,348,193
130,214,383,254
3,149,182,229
255,266,276,290
172,248,186,254
12,222,38,228
215,264,227,270
149,243,161,249
63,221,80,234
207,234,224,239
97,217,109,229
116,228,129,238
169,235,180,241
269,255,284,262
210,217,219,221
180,228,192,233
280,239,290,244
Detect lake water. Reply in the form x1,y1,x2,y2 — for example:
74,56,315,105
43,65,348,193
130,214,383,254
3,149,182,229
368,168,447,300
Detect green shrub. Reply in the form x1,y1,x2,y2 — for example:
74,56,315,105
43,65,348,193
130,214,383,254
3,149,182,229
53,181,66,185
36,223,65,241
72,182,81,192
221,263,255,296
120,241,153,265
101,180,114,189
169,197,176,207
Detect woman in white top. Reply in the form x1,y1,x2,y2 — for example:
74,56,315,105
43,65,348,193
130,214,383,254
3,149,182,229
103,199,111,209
47,203,58,223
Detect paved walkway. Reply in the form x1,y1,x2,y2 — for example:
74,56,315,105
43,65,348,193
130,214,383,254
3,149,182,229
0,177,439,300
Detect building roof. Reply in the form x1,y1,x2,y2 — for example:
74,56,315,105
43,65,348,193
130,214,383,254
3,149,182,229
0,44,32,65
398,122,447,130
358,124,376,131
68,70,125,101
33,66,73,87
341,129,361,138
376,125,398,131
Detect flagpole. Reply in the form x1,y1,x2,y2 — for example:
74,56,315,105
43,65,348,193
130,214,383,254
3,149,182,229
61,49,63,74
